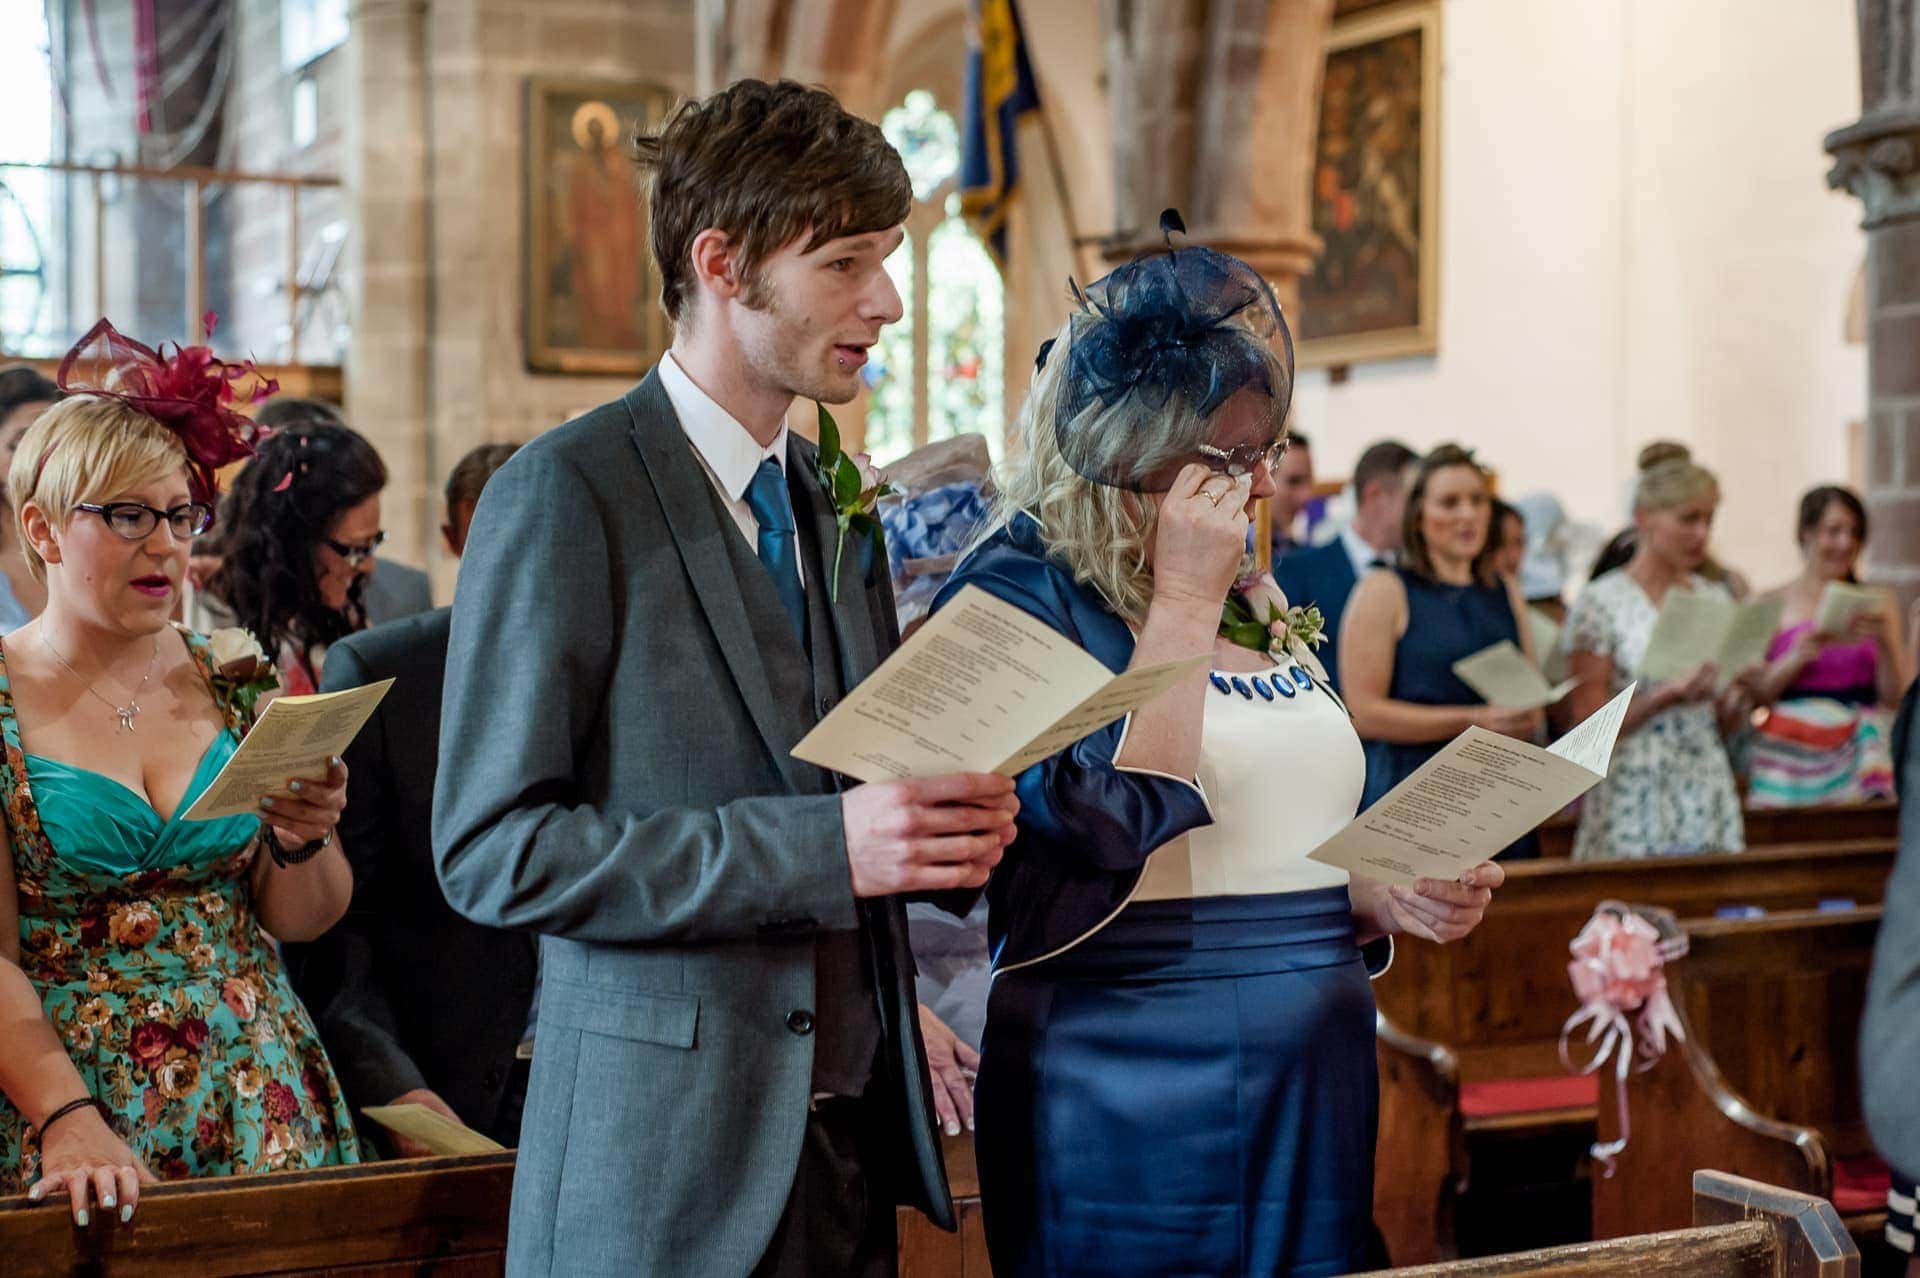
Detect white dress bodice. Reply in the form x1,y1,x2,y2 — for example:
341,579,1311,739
1132,660,1367,901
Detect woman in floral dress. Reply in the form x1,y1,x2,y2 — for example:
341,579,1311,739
1557,444,1754,860
0,321,359,1229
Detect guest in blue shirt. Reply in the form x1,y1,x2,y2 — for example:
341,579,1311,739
1273,438,1419,690
1340,445,1548,858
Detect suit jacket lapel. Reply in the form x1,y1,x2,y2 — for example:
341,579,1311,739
789,434,884,687
623,372,816,795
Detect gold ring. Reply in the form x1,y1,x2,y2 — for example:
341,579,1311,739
1204,486,1226,507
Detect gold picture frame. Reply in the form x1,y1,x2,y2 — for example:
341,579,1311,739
524,76,676,375
1297,0,1441,368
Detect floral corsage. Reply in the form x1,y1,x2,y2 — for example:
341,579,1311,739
1219,572,1329,679
813,403,898,601
205,628,279,730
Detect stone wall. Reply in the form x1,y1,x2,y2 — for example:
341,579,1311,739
347,0,696,593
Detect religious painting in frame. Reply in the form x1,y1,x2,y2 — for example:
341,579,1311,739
525,76,676,374
1298,1,1440,367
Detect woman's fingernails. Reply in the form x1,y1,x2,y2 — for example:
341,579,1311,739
120,1203,133,1223
945,1120,960,1136
330,756,343,768
259,797,275,810
966,1116,976,1132
27,1185,41,1201
288,780,303,793
76,1208,88,1228
101,1193,114,1208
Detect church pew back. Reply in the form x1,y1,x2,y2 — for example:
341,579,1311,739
0,1138,990,1278
0,1152,514,1277
1536,802,1896,859
1373,840,1895,1084
1377,1171,1856,1277
1590,906,1883,1241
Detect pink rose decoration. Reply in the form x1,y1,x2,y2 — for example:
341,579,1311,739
1560,903,1688,1177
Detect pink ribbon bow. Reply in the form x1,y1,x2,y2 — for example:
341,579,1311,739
1558,902,1687,1176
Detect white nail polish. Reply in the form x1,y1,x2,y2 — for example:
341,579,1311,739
120,1203,133,1223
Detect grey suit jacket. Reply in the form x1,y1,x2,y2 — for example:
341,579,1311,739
1863,678,1920,1180
362,559,434,626
432,371,952,1277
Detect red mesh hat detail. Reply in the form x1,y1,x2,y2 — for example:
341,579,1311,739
53,313,275,504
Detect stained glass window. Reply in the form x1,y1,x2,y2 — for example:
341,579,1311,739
863,234,915,462
927,194,1002,448
882,90,960,202
862,95,1005,466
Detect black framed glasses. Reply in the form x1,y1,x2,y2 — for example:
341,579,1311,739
322,530,386,566
74,501,215,541
1196,436,1290,478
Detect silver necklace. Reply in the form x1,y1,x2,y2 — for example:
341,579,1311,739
40,633,159,733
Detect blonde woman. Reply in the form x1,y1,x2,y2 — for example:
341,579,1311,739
935,235,1504,1277
1557,444,1752,859
0,322,359,1228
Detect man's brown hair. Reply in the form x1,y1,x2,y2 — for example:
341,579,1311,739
634,79,911,325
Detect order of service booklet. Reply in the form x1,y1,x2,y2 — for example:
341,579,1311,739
1451,639,1580,710
182,680,394,821
792,585,1207,783
1306,684,1636,886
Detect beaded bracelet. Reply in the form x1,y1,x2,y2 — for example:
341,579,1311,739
261,826,334,868
32,1096,110,1141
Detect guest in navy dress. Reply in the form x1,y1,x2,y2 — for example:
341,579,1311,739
937,232,1506,1277
1340,445,1550,859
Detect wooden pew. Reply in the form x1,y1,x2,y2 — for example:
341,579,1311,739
0,1135,987,1277
1369,1171,1856,1276
1370,840,1894,1264
1536,800,1897,860
1589,906,1886,1244
0,1152,514,1276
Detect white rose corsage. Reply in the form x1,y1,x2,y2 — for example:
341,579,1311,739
205,628,279,727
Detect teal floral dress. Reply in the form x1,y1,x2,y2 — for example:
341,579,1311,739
0,626,362,1190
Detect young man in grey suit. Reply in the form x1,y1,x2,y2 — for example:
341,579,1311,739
432,80,1017,1278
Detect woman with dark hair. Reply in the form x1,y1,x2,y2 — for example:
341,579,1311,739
1746,484,1909,805
193,424,387,695
1342,444,1549,859
0,367,61,632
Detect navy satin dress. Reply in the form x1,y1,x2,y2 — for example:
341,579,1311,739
936,517,1382,1278
1360,567,1538,860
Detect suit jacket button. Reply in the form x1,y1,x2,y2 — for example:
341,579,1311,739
786,1009,815,1036
816,695,835,718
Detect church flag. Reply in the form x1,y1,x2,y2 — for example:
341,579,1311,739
960,0,1042,265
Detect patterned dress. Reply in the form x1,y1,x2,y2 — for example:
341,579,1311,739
1557,570,1745,861
0,626,361,1190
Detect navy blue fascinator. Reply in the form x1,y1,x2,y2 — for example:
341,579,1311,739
1042,210,1295,491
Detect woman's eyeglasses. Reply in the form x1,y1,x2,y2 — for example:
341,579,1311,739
75,501,215,541
322,530,386,566
1196,436,1290,478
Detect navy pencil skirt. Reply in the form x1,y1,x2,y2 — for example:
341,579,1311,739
975,886,1379,1277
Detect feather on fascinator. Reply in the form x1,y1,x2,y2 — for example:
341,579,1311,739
1042,210,1295,492
53,314,274,504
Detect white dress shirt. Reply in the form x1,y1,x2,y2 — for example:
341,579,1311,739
658,351,804,587
1340,523,1393,583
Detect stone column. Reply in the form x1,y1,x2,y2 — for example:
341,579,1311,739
1100,0,1331,319
344,0,434,574
1100,0,1332,563
1827,0,1920,606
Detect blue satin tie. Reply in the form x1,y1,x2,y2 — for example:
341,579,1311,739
744,457,807,642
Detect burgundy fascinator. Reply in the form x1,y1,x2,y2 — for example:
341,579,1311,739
52,314,276,504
